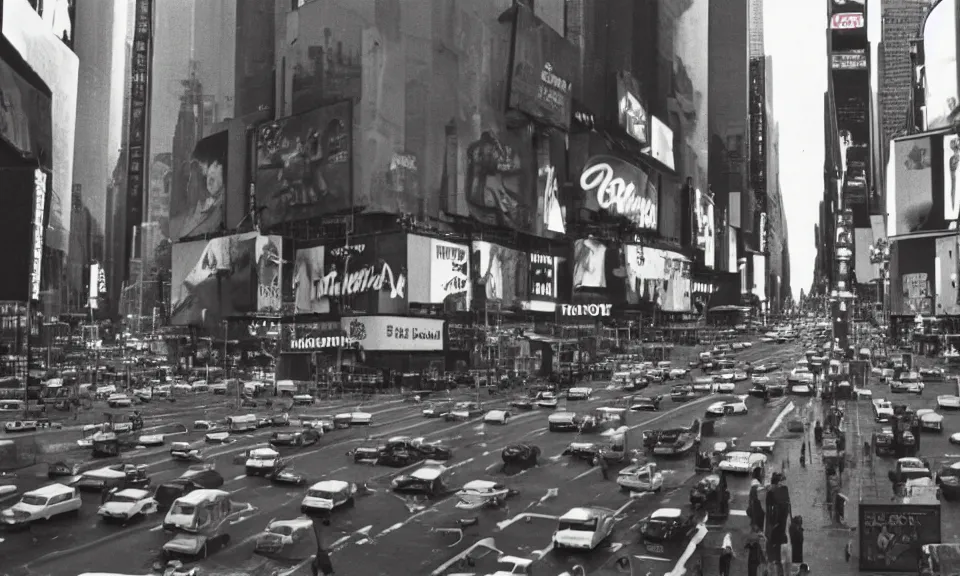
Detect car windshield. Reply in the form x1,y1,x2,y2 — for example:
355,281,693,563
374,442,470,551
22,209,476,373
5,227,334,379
19,495,47,506
268,525,295,536
558,518,597,531
171,503,196,515
941,468,960,479
308,489,337,499
110,494,140,503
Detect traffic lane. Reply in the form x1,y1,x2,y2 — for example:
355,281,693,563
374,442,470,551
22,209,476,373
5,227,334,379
3,405,444,567
617,515,753,576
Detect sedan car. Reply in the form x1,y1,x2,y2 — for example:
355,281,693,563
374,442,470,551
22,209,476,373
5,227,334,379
936,462,960,500
918,410,944,433
445,402,484,421
566,387,593,400
617,462,663,492
334,411,372,426
482,409,511,424
74,464,151,492
705,400,748,418
939,395,960,411
245,448,283,476
509,398,535,411
204,431,233,444
97,488,158,523
951,432,960,445
639,508,699,556
300,480,358,513
630,395,663,412
891,380,925,395
552,507,616,550
169,442,204,462
269,429,321,447
3,421,38,433
254,517,314,556
501,444,540,470
421,402,453,418
391,465,448,496
717,451,767,475
670,385,697,403
920,367,945,381
548,411,582,432
301,415,334,432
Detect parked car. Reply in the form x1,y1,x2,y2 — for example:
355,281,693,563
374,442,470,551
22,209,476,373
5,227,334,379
552,507,617,550
254,517,315,556
482,410,511,424
629,395,663,412
300,480,358,514
269,429,321,447
97,488,159,523
444,402,483,422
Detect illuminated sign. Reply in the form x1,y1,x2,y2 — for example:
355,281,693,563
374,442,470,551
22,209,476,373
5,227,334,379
580,155,658,231
831,51,867,70
30,169,47,301
561,303,613,317
759,212,768,253
831,13,864,29
529,253,556,300
343,316,444,352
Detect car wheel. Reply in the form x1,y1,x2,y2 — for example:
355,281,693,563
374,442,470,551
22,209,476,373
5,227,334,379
503,416,510,424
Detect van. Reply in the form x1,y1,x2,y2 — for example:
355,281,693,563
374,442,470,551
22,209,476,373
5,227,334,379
161,488,247,560
226,414,257,433
0,483,82,525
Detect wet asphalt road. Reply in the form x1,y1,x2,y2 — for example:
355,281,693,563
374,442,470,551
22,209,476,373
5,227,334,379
2,341,808,576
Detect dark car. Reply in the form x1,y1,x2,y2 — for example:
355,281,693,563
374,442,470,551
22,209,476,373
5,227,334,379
689,474,730,518
639,508,699,556
270,413,291,427
509,398,535,410
47,460,98,479
630,395,663,412
501,444,541,469
269,466,308,486
269,429,321,448
153,465,224,511
73,463,151,492
670,385,696,403
376,438,452,467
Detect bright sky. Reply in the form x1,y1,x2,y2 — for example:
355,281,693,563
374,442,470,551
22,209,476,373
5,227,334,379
764,0,828,302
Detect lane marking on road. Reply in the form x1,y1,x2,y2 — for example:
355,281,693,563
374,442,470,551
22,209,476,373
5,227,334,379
573,466,598,481
666,522,709,576
635,554,671,562
766,401,796,438
231,474,246,481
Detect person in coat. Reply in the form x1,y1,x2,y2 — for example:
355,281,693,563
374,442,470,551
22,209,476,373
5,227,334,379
748,479,765,532
790,515,805,564
718,533,734,576
745,531,767,576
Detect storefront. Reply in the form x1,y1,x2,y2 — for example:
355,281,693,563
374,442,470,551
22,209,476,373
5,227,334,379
341,315,446,386
276,320,347,386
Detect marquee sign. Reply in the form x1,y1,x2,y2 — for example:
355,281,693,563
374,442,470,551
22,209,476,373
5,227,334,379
30,170,47,301
560,303,613,317
580,155,658,231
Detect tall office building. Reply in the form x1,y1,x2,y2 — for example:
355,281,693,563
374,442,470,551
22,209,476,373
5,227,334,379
193,0,236,137
878,0,930,181
234,0,275,117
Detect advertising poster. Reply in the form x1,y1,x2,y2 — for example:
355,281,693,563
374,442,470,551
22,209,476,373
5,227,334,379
650,116,676,171
667,0,709,194
572,238,625,303
831,51,867,70
255,235,282,313
255,101,353,228
616,71,648,146
0,168,39,302
891,236,936,315
752,254,767,302
472,241,522,308
922,0,959,130
624,246,692,312
944,134,960,223
342,316,444,352
859,503,941,572
466,128,536,233
893,137,934,235
936,235,960,315
854,228,876,282
88,263,100,307
580,155,658,231
537,131,566,235
405,235,471,311
170,131,228,241
694,189,716,268
281,321,345,353
170,233,258,326
527,253,557,301
0,57,52,163
292,235,408,316
507,3,578,131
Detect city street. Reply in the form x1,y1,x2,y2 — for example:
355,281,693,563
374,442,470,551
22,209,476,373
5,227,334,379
3,341,811,576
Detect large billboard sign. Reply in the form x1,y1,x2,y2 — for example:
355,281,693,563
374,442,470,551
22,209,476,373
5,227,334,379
171,131,228,241
922,0,959,130
617,71,648,146
30,169,47,301
342,316,444,352
935,235,960,315
170,233,258,326
890,236,936,315
472,241,523,308
406,235,471,311
892,136,937,236
580,155,658,231
623,245,692,312
830,12,864,29
572,238,625,303
255,235,282,313
694,189,715,268
831,51,867,70
292,234,408,315
255,101,353,229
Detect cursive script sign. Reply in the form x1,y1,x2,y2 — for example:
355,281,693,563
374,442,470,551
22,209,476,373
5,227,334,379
830,12,863,29
313,262,406,300
580,156,658,230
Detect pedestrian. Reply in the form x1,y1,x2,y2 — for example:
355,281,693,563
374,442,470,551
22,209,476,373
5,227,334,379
595,454,610,480
800,441,806,468
718,533,733,576
745,531,767,576
835,492,848,524
749,479,765,532
790,515,804,564
814,421,823,445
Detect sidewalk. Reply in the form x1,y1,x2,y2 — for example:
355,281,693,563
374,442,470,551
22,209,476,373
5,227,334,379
781,396,861,575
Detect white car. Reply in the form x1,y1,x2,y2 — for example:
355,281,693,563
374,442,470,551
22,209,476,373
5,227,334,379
292,394,314,406
107,394,133,408
138,433,165,446
483,410,511,424
97,488,158,522
742,342,753,348
705,400,748,417
714,381,737,393
300,480,357,513
950,432,960,445
939,395,960,410
668,368,689,379
552,506,617,550
873,399,894,422
566,387,593,400
245,447,282,476
751,376,770,385
4,421,38,433
919,411,944,432
717,451,767,474
255,517,314,555
334,411,372,425
733,370,749,382
789,384,812,396
205,431,232,444
536,392,559,408
616,462,663,492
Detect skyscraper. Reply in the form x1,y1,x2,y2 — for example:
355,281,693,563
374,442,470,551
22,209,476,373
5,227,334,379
193,0,236,137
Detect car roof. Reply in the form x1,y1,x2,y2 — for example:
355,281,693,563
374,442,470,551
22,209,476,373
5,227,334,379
269,517,314,529
176,488,229,505
411,466,445,480
250,448,279,457
86,467,127,478
462,479,499,490
708,401,726,409
309,480,350,492
651,507,683,519
114,488,150,499
561,506,611,521
27,483,75,497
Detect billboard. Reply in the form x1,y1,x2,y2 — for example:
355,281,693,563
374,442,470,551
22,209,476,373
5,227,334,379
88,263,100,307
831,51,867,70
406,235,471,311
616,71,648,146
342,316,444,352
170,131,228,241
830,12,864,29
30,169,47,301
527,253,557,301
922,0,959,130
945,133,960,223
572,238,625,302
854,228,876,282
537,130,567,235
890,236,936,315
0,168,42,302
624,246,692,312
125,0,150,267
255,235,282,313
580,155,658,231
0,56,52,162
694,189,715,268
507,4,578,131
649,116,676,171
255,101,353,229
292,234,408,316
170,233,258,326
936,235,960,315
281,321,345,353
752,254,766,302
892,136,935,235
472,241,523,308
465,128,536,233
859,503,941,572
